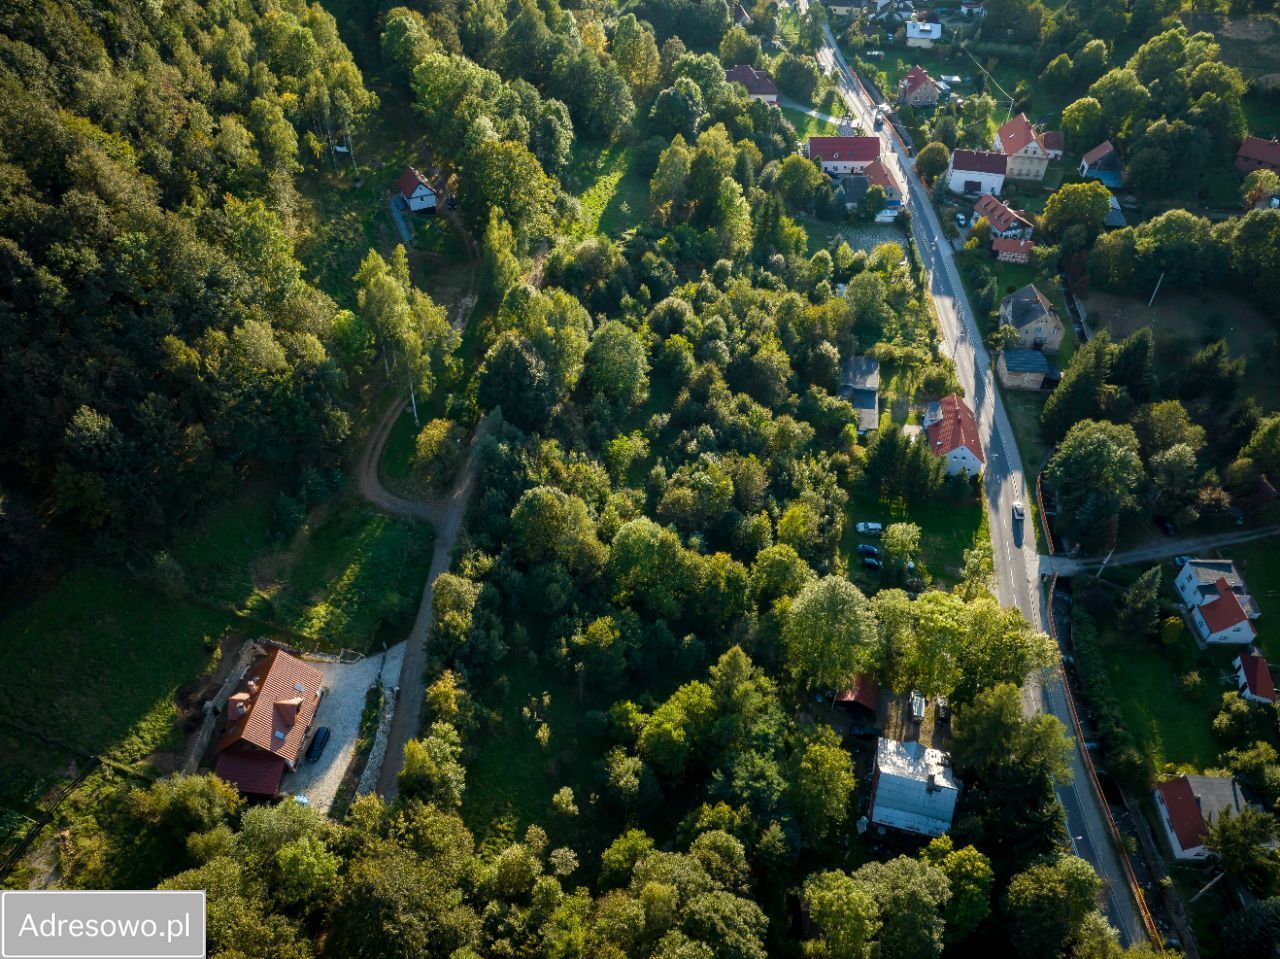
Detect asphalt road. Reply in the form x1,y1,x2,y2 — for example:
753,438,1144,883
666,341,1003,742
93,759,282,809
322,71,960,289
800,12,1147,945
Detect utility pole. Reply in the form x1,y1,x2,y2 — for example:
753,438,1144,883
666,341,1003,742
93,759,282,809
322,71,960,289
1147,272,1164,308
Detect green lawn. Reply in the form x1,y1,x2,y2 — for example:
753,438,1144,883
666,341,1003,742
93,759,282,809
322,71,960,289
172,488,435,653
0,569,232,798
781,106,842,140
1081,286,1279,410
1094,639,1225,774
568,143,648,237
841,481,985,587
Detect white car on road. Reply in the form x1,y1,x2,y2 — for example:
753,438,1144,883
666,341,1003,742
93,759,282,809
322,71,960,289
855,522,883,535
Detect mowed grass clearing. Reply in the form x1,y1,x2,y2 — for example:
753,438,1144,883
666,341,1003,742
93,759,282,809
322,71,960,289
1094,637,1225,774
173,487,434,653
1081,286,1279,408
568,143,648,237
0,569,232,775
841,481,985,587
781,106,842,139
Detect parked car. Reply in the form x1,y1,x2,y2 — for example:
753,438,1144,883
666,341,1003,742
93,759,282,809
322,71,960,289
909,690,926,722
445,195,457,210
857,544,881,558
1012,501,1025,521
856,521,883,535
305,727,331,763
936,697,951,723
1154,515,1178,537
862,556,883,570
955,212,967,228
1173,555,1191,568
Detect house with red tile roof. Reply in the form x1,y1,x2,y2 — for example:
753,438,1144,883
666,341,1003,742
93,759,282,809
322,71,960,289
993,113,1052,182
1154,774,1256,860
863,158,903,205
807,136,881,175
923,394,984,476
215,647,325,797
725,64,778,103
897,65,940,107
1189,578,1257,646
992,236,1034,264
1236,136,1280,175
398,166,437,212
946,149,1006,196
974,193,1033,238
1235,653,1276,704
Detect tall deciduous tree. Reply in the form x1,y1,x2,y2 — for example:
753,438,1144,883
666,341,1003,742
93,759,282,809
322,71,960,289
783,576,878,692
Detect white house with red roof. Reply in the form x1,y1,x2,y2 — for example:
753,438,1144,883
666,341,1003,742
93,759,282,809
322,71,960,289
1154,774,1256,860
946,150,1006,196
898,65,941,107
725,64,779,104
1235,653,1276,704
807,136,881,176
923,394,984,476
398,165,437,212
992,113,1057,182
974,193,1033,239
991,237,1034,264
1175,558,1260,646
1189,578,1256,645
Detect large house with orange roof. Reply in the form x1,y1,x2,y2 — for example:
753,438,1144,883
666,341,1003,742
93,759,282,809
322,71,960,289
214,647,326,797
992,113,1058,182
1175,558,1260,646
923,394,984,476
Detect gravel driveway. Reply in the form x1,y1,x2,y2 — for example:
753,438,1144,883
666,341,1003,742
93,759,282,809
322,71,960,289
283,642,405,813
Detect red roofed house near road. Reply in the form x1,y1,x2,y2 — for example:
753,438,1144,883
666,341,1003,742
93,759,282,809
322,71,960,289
1234,653,1275,704
1154,774,1256,860
897,65,940,108
725,64,779,103
1235,136,1280,175
807,136,880,176
215,647,325,797
1188,577,1257,646
923,394,984,476
398,166,437,213
974,193,1032,238
946,149,1006,196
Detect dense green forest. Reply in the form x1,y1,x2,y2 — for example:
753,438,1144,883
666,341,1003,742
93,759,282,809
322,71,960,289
0,0,380,573
2,0,1275,957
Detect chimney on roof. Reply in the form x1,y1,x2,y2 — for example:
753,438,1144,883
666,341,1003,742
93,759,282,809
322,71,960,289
275,696,303,727
229,692,251,716
927,773,937,793
247,679,259,694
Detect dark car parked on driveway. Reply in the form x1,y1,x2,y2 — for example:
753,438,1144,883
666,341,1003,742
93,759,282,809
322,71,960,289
857,544,881,558
305,727,331,763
